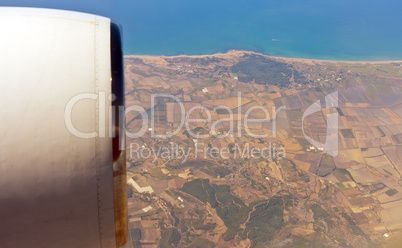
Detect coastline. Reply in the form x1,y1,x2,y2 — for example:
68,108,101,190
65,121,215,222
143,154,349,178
125,50,402,65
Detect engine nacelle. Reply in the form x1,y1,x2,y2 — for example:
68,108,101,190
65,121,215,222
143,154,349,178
0,7,127,248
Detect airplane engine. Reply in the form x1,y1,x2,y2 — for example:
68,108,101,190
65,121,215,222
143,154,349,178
0,7,127,248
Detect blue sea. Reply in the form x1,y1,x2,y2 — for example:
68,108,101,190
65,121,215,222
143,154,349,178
3,0,402,60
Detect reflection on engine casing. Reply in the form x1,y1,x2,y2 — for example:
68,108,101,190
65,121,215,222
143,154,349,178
0,7,127,248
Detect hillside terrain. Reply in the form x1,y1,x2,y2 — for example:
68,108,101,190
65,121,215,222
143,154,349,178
123,51,402,248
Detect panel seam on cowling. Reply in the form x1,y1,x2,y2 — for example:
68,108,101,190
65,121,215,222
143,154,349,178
94,15,104,248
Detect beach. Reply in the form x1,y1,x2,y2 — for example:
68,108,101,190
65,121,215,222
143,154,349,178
125,50,402,65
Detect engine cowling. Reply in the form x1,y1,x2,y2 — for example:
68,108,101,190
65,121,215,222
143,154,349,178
0,7,127,248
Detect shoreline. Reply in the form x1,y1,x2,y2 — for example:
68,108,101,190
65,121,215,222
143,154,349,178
125,49,402,65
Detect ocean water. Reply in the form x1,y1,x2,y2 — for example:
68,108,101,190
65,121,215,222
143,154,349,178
3,0,402,60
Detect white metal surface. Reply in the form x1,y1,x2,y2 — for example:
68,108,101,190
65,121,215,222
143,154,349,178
0,7,116,247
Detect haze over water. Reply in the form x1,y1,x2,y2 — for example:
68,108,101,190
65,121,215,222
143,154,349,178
4,0,402,60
